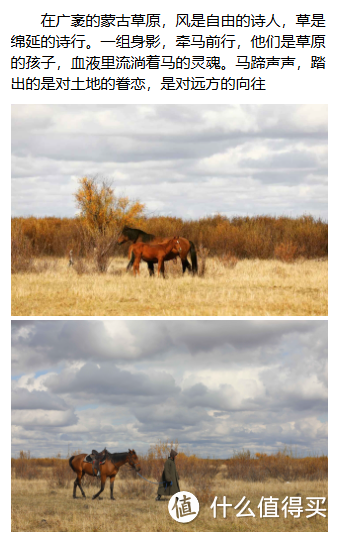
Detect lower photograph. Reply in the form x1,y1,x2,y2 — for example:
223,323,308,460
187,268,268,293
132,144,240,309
11,320,328,532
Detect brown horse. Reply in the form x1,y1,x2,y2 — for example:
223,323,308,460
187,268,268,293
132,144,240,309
69,449,141,500
129,236,182,277
118,226,198,276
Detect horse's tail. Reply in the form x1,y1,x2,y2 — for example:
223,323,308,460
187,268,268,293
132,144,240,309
127,247,135,272
69,456,77,473
189,241,198,275
128,245,133,259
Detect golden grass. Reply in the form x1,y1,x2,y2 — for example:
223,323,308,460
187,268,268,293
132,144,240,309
11,476,328,532
11,257,328,316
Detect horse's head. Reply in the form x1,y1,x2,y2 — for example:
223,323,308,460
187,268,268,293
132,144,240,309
172,236,182,255
117,234,129,245
127,449,141,472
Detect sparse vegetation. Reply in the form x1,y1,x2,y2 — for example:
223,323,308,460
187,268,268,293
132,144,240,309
11,208,328,315
11,256,327,316
11,447,328,532
11,220,33,274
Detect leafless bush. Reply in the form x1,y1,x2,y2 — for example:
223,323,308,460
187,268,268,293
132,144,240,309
51,461,75,488
72,258,90,275
189,460,219,504
198,244,209,277
274,242,299,263
226,449,328,482
31,259,58,273
119,478,154,500
93,236,117,273
165,257,183,278
12,214,328,259
12,451,39,480
221,252,239,269
76,223,119,274
11,221,34,273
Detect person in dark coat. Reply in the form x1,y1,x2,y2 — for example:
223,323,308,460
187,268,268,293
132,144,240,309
156,449,180,500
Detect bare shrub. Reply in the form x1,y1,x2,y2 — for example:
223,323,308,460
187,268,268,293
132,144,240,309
226,450,328,482
198,244,209,277
274,242,298,263
93,235,118,273
190,460,219,505
31,259,58,273
12,214,328,260
12,451,39,480
51,461,75,488
76,223,119,274
221,252,239,269
119,477,154,500
11,221,33,273
72,257,90,275
227,450,267,482
165,257,183,278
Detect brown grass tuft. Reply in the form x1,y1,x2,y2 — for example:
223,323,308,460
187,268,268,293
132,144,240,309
274,241,299,263
72,257,91,275
221,252,239,269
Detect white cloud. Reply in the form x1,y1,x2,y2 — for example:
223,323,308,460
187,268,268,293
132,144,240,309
11,105,327,219
11,320,327,458
12,409,78,427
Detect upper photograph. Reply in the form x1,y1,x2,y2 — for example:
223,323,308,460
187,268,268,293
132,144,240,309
11,104,328,316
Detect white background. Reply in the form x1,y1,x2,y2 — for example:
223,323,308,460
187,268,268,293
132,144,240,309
6,1,334,532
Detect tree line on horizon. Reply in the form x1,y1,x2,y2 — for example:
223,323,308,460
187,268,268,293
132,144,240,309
11,177,328,273
12,448,328,486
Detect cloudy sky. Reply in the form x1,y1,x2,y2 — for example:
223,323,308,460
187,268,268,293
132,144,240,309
12,320,327,459
11,104,327,220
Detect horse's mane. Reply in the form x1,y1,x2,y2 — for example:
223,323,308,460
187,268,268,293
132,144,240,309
106,450,130,462
122,226,155,242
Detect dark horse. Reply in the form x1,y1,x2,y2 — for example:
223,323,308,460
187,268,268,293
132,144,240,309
129,236,182,277
69,449,141,500
118,226,198,275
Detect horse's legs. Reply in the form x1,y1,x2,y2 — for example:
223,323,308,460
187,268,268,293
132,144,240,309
133,257,140,276
157,258,163,277
126,251,135,272
181,258,192,274
158,258,165,278
110,477,115,500
92,474,106,500
73,477,78,499
147,261,155,277
77,474,86,498
73,472,86,499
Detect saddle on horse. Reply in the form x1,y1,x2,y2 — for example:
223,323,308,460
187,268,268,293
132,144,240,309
91,448,107,477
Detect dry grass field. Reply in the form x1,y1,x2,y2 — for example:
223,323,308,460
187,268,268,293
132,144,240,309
11,257,328,316
11,474,328,532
